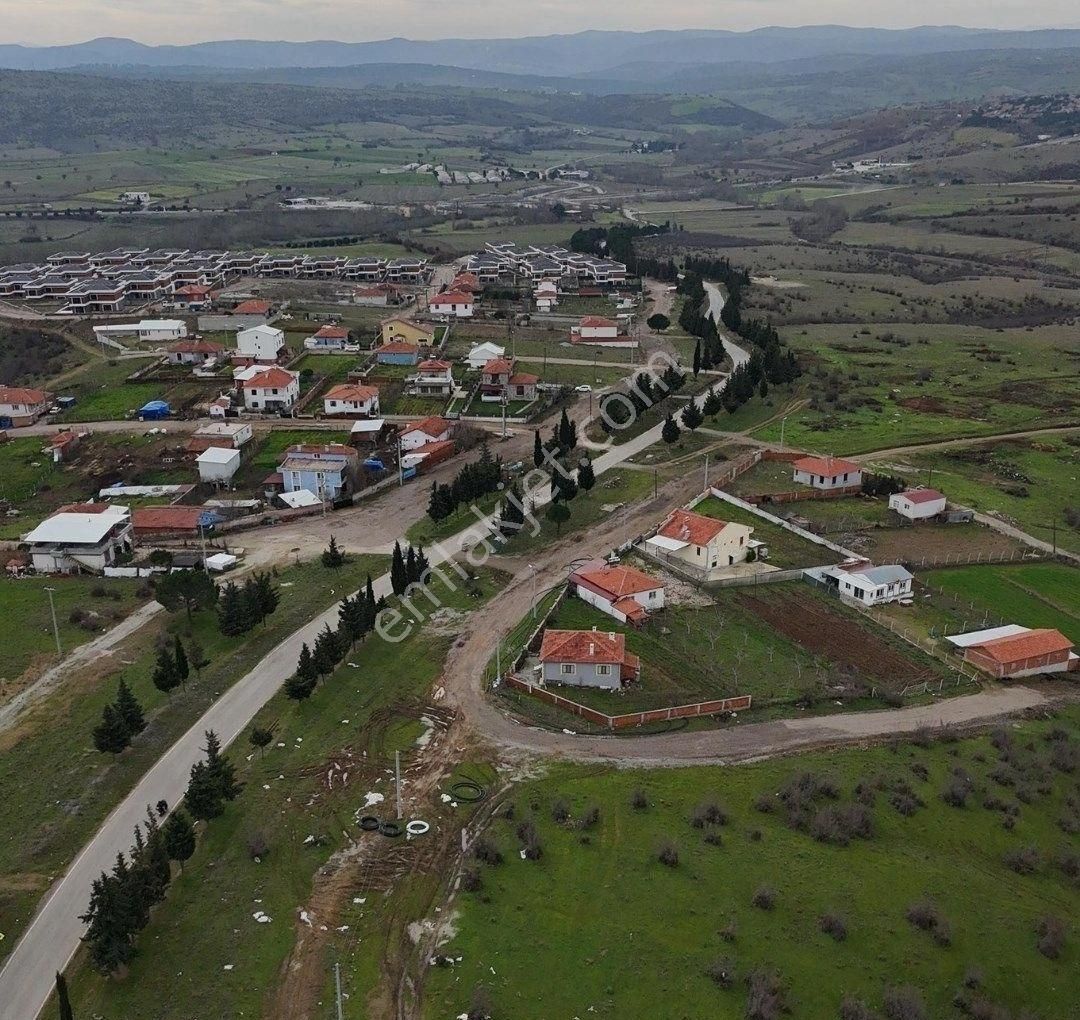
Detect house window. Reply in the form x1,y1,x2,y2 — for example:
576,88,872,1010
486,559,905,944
596,664,611,677
560,663,576,675
648,590,656,600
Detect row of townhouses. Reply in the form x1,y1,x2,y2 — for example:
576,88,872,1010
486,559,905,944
466,242,627,285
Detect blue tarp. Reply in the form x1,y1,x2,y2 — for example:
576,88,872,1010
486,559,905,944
362,458,385,472
139,400,171,420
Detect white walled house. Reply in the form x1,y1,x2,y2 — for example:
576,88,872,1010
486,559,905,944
304,324,357,352
323,383,380,417
137,319,188,343
196,446,241,484
410,359,455,397
645,508,753,570
399,416,451,451
821,560,913,607
574,315,618,339
236,324,286,363
23,505,133,574
569,561,665,626
889,488,946,520
429,290,474,318
465,342,505,371
0,386,53,426
241,367,299,412
792,455,863,492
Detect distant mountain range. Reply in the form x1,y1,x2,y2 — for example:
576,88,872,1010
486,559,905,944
4,26,1080,77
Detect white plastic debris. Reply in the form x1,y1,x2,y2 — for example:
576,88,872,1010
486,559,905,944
303,835,315,845
223,964,234,971
299,910,313,927
362,792,384,808
252,911,272,924
352,897,366,905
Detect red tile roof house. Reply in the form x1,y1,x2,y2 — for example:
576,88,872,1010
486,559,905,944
480,358,539,402
240,367,300,413
792,455,863,492
304,324,356,352
166,339,225,365
888,488,947,521
645,508,754,570
538,629,641,690
569,560,665,626
322,383,381,417
0,386,53,426
962,629,1077,679
173,283,214,308
569,315,638,349
429,289,475,318
132,505,221,540
410,359,455,397
399,416,451,451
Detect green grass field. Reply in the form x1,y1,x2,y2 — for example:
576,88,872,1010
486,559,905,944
423,712,1080,1020
0,553,386,963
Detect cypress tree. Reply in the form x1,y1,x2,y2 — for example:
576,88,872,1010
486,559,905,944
152,644,181,697
390,541,407,596
114,678,145,736
217,581,246,637
56,972,74,1020
661,413,681,444
499,483,526,536
173,636,189,684
577,459,596,493
533,428,544,468
416,545,430,580
313,624,340,677
162,810,196,869
203,730,241,803
255,572,280,619
405,545,417,585
93,704,131,754
692,338,701,376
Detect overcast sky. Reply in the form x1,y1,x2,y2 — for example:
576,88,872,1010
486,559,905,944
2,0,1078,46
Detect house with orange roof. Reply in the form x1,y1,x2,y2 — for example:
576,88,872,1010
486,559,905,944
792,455,863,491
400,416,451,451
569,560,665,626
240,366,299,412
323,383,381,417
569,314,637,348
538,628,641,690
645,507,754,570
480,357,539,402
429,290,475,318
948,625,1077,679
304,324,357,352
410,358,455,397
0,385,53,426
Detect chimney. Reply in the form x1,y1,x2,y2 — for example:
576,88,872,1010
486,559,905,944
589,642,595,657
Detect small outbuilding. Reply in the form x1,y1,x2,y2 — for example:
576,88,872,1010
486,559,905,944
889,488,946,521
196,446,241,484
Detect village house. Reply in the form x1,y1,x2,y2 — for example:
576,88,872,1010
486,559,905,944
947,626,1077,679
480,358,539,402
304,324,356,352
429,290,475,318
645,508,754,570
792,455,863,492
375,341,421,366
569,560,665,626
449,271,481,293
235,324,286,363
380,317,435,346
196,446,241,484
166,339,225,366
819,559,913,607
323,383,381,417
185,421,252,455
410,358,455,397
399,416,451,451
137,319,188,343
537,628,641,690
131,505,223,541
574,315,618,339
278,443,358,501
241,367,300,413
0,385,53,426
534,280,559,311
353,284,400,307
22,504,133,573
465,341,505,371
889,488,947,521
172,283,213,309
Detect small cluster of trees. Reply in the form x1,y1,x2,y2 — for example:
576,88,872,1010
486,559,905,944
152,635,207,697
598,367,686,434
568,221,671,270
92,678,146,754
427,444,503,522
390,541,430,595
152,568,218,623
81,744,219,980
217,572,280,637
287,575,380,701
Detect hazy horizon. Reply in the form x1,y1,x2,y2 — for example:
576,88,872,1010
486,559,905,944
2,3,1080,48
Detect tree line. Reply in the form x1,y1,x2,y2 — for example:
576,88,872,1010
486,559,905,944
427,444,503,522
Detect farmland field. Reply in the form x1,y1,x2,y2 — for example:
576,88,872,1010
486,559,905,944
423,711,1080,1020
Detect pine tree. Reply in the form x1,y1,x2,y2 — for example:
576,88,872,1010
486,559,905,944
254,572,280,620
162,810,196,869
558,408,574,451
93,704,131,754
80,870,136,975
153,569,217,622
287,642,319,702
240,578,264,629
661,413,681,444
217,581,247,637
681,401,704,431
759,377,768,399
703,388,723,418
577,458,596,493
188,639,209,677
545,501,571,535
313,624,341,677
533,428,544,468
692,338,701,376
112,851,148,932
203,730,241,803
405,545,417,585
499,483,526,536
249,725,274,754
184,760,224,822
321,534,345,568
390,541,407,596
173,636,189,684
152,644,181,697
114,678,145,735
142,807,171,904
56,972,74,1020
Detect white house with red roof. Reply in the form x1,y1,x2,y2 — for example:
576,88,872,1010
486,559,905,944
645,507,754,570
947,626,1077,679
570,314,637,348
240,367,299,412
410,358,455,397
480,357,539,402
538,628,641,690
0,386,53,426
569,560,665,626
304,324,357,352
792,455,863,491
400,416,452,451
429,290,475,318
166,339,225,366
888,488,946,521
323,383,380,417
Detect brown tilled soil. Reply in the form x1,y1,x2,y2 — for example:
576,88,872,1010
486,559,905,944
736,588,934,686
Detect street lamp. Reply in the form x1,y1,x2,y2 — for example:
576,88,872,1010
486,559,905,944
43,586,62,658
529,562,538,618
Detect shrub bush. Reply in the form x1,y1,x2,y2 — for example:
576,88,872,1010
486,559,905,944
461,865,483,892
551,799,570,823
692,801,729,829
473,837,503,866
839,996,876,1020
941,779,970,808
744,968,788,1020
630,788,649,810
751,886,776,911
705,956,737,989
1003,844,1041,875
1035,915,1066,960
656,841,679,868
882,986,926,1020
818,911,848,942
906,900,951,946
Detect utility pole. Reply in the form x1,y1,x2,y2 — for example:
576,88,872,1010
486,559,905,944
198,523,208,565
334,962,344,1020
495,636,501,682
44,586,62,658
394,750,402,820
653,468,658,499
501,393,508,440
1052,516,1057,555
529,563,538,619
779,415,787,450
397,435,404,487
703,452,709,490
